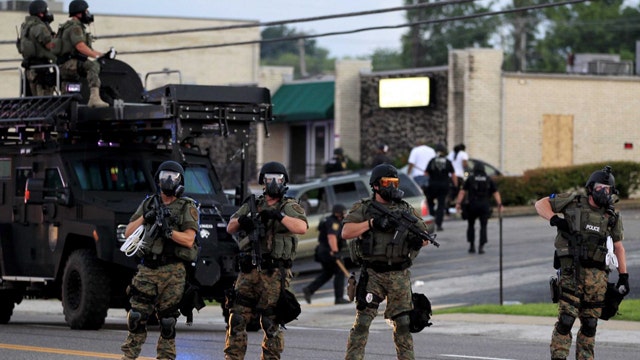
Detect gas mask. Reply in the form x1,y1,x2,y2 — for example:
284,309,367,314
377,177,404,202
591,184,613,208
263,173,288,198
41,11,54,24
158,170,184,197
80,10,94,24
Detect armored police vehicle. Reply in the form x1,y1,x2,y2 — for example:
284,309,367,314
0,58,271,329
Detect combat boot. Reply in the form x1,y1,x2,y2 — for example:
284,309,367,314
479,245,485,254
88,87,108,108
468,244,475,253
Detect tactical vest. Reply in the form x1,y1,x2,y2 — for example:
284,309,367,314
555,195,609,268
360,199,414,264
18,17,56,62
55,20,91,58
468,174,490,201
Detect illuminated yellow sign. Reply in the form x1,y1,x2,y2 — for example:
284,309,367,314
379,77,430,108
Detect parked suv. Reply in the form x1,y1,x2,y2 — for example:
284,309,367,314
285,170,434,259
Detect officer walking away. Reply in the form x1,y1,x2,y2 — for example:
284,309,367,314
455,162,502,254
425,143,457,231
371,144,392,167
325,147,348,173
342,164,433,360
225,161,308,360
534,166,629,360
57,0,109,107
447,143,469,210
303,204,350,305
18,1,57,96
121,161,199,360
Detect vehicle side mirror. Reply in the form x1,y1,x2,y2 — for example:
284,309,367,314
24,178,45,204
55,187,72,206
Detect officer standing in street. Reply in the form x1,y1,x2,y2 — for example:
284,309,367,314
342,164,433,360
225,161,308,360
120,161,199,360
455,162,502,254
303,203,350,305
57,0,109,107
18,0,57,96
425,143,457,231
535,166,629,360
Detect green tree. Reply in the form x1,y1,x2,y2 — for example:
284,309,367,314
401,0,499,67
371,48,404,71
260,25,334,78
533,0,640,72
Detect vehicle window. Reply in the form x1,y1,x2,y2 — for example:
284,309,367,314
398,173,422,197
298,188,327,216
332,181,369,208
0,158,10,180
184,166,216,195
15,168,32,196
44,168,64,198
73,159,150,192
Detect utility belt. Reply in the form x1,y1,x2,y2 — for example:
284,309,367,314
141,253,181,269
364,260,411,273
56,53,88,65
22,57,51,68
238,253,292,273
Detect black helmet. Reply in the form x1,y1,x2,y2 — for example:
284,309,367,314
258,161,289,185
29,0,47,15
369,164,398,186
332,203,347,215
155,161,185,197
585,165,615,193
68,0,88,15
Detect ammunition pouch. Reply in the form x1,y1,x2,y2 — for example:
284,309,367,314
174,243,199,262
348,238,363,264
271,234,297,260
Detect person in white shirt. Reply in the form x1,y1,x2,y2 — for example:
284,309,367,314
406,139,436,189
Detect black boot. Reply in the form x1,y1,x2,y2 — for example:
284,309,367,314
468,244,475,253
303,287,312,304
478,245,485,254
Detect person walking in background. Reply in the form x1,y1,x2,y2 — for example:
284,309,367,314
455,162,502,254
303,204,350,305
534,165,628,360
425,144,457,231
406,138,435,190
325,147,348,173
371,144,392,167
447,143,469,212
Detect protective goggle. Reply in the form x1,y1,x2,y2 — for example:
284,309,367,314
264,173,285,184
159,170,181,184
594,182,611,193
379,177,399,188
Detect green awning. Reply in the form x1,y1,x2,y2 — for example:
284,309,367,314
272,81,334,122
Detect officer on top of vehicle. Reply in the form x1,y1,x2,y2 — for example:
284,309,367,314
225,161,308,360
342,163,433,360
535,166,629,360
17,0,57,96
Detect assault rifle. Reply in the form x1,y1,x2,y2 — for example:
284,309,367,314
369,201,440,249
248,194,265,271
152,195,173,240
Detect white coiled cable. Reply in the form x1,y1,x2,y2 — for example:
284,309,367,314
120,225,146,257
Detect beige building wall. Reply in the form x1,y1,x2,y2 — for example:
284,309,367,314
335,60,372,162
0,11,260,97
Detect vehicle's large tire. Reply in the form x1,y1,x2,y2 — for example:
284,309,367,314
0,297,15,324
62,249,111,330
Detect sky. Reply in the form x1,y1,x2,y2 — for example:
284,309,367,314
61,0,410,58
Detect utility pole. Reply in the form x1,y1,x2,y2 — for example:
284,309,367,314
298,38,308,78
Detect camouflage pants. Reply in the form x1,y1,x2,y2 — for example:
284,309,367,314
121,262,186,360
26,69,55,96
224,267,291,360
345,268,414,360
59,58,101,88
551,267,607,360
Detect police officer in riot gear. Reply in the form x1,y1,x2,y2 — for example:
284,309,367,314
18,0,57,96
455,162,503,254
120,161,199,360
535,165,629,360
225,161,307,360
342,164,432,360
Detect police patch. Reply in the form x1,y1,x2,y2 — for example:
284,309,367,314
290,202,305,215
332,223,340,231
189,207,199,221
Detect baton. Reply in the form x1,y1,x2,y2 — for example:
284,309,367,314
336,258,351,278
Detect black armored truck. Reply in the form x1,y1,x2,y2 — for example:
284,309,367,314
0,59,270,329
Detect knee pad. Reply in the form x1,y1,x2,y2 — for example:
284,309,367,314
228,311,246,336
556,313,575,336
353,313,374,335
394,314,411,336
580,317,597,338
260,313,279,338
127,310,147,334
160,317,177,339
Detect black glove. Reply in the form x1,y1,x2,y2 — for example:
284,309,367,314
237,215,255,232
550,215,571,233
143,210,157,224
371,216,391,232
164,228,173,240
616,273,630,296
260,209,284,222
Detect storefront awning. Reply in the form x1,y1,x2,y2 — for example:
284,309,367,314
272,81,334,122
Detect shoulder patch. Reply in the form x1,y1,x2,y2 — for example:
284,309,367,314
290,202,305,214
332,222,340,231
189,207,199,221
350,202,364,212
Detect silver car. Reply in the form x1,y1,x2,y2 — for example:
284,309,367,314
286,170,434,259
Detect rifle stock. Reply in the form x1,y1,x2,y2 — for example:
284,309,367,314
369,201,440,248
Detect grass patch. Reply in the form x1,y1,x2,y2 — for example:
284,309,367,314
434,299,640,322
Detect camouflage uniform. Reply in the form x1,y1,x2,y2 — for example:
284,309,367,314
548,193,623,360
57,17,101,88
224,196,307,360
121,195,199,360
18,15,57,96
344,199,428,360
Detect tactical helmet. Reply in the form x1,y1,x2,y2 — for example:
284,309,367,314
258,161,289,185
155,161,185,197
68,0,88,15
332,203,347,215
408,293,432,333
600,282,625,320
369,164,398,186
29,0,47,15
585,165,615,194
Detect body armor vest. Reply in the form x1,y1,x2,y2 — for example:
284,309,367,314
241,196,299,261
360,199,413,263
